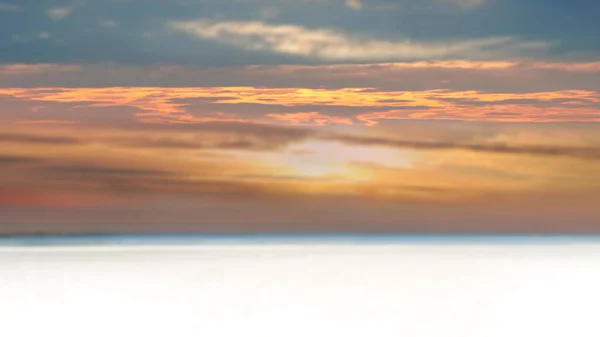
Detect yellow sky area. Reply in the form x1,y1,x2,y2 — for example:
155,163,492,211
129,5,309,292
2,125,599,207
2,87,599,125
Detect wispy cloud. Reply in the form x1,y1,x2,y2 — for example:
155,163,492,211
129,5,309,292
345,0,363,10
320,133,600,161
1,118,599,231
168,19,551,61
441,0,487,9
0,2,20,11
113,125,600,161
2,61,599,91
0,64,81,75
0,132,82,145
46,7,72,21
41,164,174,178
99,19,118,28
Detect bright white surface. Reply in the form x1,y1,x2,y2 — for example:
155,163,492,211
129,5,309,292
1,243,599,337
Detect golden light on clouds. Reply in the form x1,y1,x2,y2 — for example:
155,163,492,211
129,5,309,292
2,121,598,209
1,60,600,232
2,87,599,125
1,0,600,235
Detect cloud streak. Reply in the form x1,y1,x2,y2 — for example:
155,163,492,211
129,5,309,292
0,64,81,76
0,155,42,165
168,19,551,61
2,61,600,92
1,120,599,232
321,134,600,161
0,132,82,145
4,121,600,162
41,165,175,177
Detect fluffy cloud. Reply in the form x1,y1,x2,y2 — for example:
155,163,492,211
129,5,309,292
168,19,550,61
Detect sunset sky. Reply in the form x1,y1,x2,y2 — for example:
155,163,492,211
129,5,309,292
1,0,599,233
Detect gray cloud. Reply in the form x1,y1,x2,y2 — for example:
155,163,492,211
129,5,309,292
40,165,174,177
0,155,42,165
94,121,600,161
110,137,206,150
27,163,290,199
26,164,181,196
3,62,599,94
440,0,487,9
321,133,600,160
0,133,83,144
110,135,293,151
0,2,19,11
124,121,317,142
3,119,600,162
94,120,600,161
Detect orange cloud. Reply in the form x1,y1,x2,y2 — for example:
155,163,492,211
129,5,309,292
1,87,599,125
267,112,353,126
357,106,600,125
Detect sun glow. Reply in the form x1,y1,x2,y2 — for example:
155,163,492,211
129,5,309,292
265,140,416,179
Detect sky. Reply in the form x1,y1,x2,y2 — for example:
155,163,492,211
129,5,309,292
1,0,599,233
